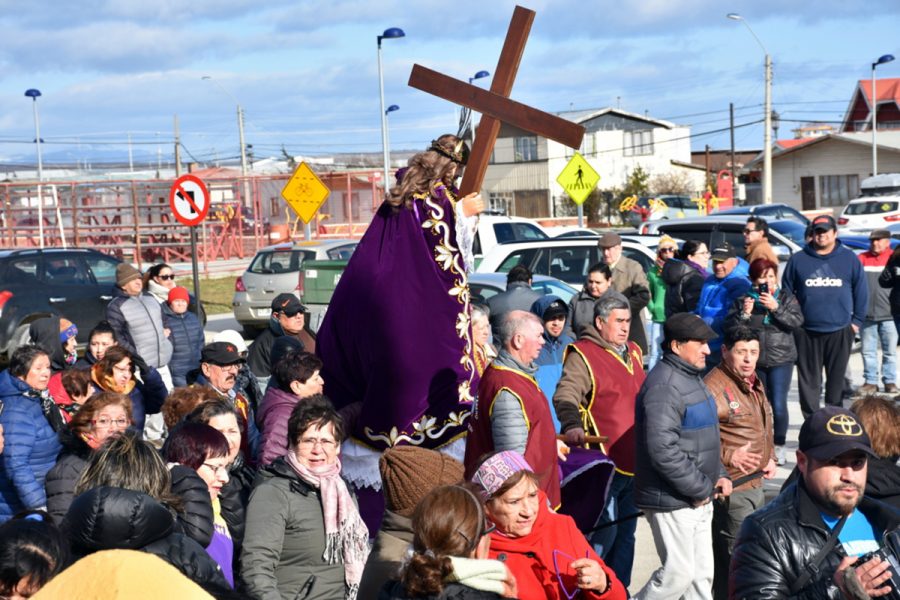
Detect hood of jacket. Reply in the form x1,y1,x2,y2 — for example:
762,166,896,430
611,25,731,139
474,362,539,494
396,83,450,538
29,316,67,371
0,369,37,400
529,294,562,320
65,486,177,552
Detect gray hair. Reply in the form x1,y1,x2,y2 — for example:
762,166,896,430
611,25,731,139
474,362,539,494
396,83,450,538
471,304,489,323
498,310,542,348
593,295,630,321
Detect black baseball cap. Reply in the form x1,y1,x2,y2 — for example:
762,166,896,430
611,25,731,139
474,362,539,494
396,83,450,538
710,242,736,262
798,406,876,461
201,341,245,366
542,299,568,321
663,312,717,343
271,293,306,316
811,215,837,232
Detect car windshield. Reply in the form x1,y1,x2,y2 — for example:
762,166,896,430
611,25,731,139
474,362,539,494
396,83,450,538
248,249,314,274
845,200,899,215
769,220,807,245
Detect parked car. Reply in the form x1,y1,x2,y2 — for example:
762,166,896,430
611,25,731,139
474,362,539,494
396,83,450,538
473,215,550,264
715,203,810,227
837,234,900,252
468,273,578,305
475,237,657,289
625,195,703,227
0,248,123,357
233,239,357,335
837,173,900,233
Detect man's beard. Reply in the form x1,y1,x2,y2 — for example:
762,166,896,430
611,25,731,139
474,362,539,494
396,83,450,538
821,482,865,516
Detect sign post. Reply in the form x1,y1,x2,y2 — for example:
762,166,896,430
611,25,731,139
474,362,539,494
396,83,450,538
168,174,211,318
557,153,600,227
281,162,331,240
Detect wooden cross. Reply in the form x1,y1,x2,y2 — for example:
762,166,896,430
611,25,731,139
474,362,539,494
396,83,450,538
408,5,585,196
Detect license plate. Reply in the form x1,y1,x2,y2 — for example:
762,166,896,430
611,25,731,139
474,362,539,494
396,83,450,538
257,308,271,318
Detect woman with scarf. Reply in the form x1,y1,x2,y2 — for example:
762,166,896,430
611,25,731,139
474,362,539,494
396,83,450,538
89,345,167,433
379,485,517,599
661,239,710,317
0,345,63,520
242,394,368,600
44,391,132,522
724,257,803,466
472,451,626,600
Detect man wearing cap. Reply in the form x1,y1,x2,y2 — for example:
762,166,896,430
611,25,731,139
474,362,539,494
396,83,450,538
599,232,651,354
743,216,779,266
695,242,751,370
634,312,732,600
464,310,561,507
196,341,258,463
554,294,645,588
782,215,868,417
246,292,314,383
487,264,543,338
703,325,776,600
530,295,574,424
731,406,900,599
105,262,173,386
858,229,897,395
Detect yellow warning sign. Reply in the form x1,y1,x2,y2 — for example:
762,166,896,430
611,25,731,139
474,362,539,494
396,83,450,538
281,162,330,224
556,153,600,206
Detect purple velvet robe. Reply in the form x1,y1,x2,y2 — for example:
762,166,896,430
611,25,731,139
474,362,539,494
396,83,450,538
317,183,478,451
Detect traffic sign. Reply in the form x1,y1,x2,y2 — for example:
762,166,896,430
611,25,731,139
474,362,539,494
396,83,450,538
281,162,330,224
557,153,600,205
168,174,210,227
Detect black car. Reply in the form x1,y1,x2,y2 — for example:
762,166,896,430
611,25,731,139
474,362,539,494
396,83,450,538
0,248,122,356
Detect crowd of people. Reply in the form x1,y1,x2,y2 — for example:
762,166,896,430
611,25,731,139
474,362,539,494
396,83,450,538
0,134,897,599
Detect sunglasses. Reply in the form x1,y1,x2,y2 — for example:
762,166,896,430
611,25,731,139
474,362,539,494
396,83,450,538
742,228,757,234
658,247,676,254
157,274,175,281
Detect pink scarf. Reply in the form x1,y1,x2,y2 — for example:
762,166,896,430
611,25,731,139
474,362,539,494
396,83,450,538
285,452,369,600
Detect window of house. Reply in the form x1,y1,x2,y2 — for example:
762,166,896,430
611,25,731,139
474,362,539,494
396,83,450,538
579,133,596,156
488,192,513,215
819,175,860,207
514,137,538,162
624,130,653,156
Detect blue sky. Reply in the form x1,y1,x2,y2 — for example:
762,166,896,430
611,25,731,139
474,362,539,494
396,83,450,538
1,0,899,167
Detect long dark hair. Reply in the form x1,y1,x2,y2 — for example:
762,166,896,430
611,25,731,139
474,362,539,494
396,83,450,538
388,134,468,209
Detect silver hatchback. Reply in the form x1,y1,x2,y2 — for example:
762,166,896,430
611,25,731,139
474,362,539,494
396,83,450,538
233,239,357,335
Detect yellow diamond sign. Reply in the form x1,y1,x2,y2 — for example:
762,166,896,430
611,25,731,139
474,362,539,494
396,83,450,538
557,153,600,206
281,162,330,224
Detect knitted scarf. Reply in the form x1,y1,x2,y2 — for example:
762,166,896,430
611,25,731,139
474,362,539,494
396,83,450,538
285,452,369,600
91,364,136,395
447,557,511,596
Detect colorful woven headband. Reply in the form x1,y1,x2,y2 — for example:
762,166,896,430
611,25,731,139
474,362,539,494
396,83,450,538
472,451,533,500
59,324,78,342
429,139,468,165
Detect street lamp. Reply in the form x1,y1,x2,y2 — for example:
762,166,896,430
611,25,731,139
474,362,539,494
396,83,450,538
24,88,45,248
469,70,490,85
727,13,773,204
378,27,405,195
384,105,399,176
872,54,895,176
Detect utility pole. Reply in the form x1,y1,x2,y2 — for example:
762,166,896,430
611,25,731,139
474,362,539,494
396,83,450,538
730,103,737,202
238,105,251,209
705,144,711,190
173,115,182,177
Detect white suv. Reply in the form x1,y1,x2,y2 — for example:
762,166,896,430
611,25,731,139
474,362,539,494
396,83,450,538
838,173,900,233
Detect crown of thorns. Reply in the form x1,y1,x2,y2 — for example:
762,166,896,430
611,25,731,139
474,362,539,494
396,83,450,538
429,139,468,165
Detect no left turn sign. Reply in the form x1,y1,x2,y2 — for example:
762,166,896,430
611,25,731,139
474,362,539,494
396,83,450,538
169,174,210,227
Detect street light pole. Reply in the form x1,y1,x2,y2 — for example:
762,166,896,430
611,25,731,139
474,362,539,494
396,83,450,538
872,54,896,177
727,13,772,204
24,89,44,248
385,105,399,171
378,27,405,196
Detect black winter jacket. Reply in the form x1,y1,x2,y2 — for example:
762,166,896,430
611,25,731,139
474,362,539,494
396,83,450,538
379,581,504,600
44,427,92,524
168,464,214,548
730,480,900,599
634,353,727,511
724,288,804,368
878,254,900,318
64,486,228,588
661,259,706,317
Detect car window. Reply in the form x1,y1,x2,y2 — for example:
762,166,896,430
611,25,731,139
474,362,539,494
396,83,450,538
622,246,654,272
547,246,597,285
42,257,90,285
497,248,541,273
470,283,501,306
325,245,357,260
845,200,899,215
249,249,313,274
511,223,547,241
84,255,120,285
769,221,807,245
2,258,40,285
532,280,576,304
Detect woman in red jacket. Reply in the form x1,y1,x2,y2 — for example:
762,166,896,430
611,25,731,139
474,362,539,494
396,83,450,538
472,451,627,600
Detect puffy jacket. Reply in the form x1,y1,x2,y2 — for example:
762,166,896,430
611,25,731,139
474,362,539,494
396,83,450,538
0,370,62,520
865,455,900,509
723,287,804,368
64,485,228,588
634,353,726,511
241,457,349,600
257,386,301,467
878,251,900,317
730,480,900,599
162,304,204,387
219,458,253,583
105,289,173,368
661,259,706,317
44,427,92,523
695,263,752,353
487,282,543,337
168,464,214,548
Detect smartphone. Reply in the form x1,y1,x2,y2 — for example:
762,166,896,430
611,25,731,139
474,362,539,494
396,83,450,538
758,283,769,295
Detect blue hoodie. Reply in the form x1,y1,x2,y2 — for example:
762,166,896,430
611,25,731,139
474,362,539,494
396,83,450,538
530,295,572,433
782,240,868,332
694,258,751,353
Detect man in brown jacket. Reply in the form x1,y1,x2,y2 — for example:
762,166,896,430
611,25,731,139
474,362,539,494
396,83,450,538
704,324,777,600
599,232,650,354
743,216,779,266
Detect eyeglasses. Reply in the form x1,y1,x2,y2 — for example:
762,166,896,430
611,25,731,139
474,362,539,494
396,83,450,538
202,462,229,476
298,437,337,450
92,417,129,429
158,274,175,281
658,247,676,254
742,228,758,234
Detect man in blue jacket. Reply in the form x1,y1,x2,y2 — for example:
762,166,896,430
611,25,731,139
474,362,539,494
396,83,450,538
694,242,751,371
782,215,868,417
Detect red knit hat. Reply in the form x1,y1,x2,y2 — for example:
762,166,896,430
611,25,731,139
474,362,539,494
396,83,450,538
167,286,190,304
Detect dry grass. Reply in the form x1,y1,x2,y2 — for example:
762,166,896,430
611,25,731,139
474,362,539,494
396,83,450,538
175,275,236,315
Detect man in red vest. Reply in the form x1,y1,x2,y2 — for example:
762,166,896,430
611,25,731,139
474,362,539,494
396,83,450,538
464,310,562,507
554,295,645,589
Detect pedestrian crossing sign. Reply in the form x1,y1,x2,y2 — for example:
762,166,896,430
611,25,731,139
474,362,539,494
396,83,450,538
557,153,600,206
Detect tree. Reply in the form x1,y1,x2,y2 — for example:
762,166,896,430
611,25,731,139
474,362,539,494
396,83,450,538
650,171,695,195
623,165,650,197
